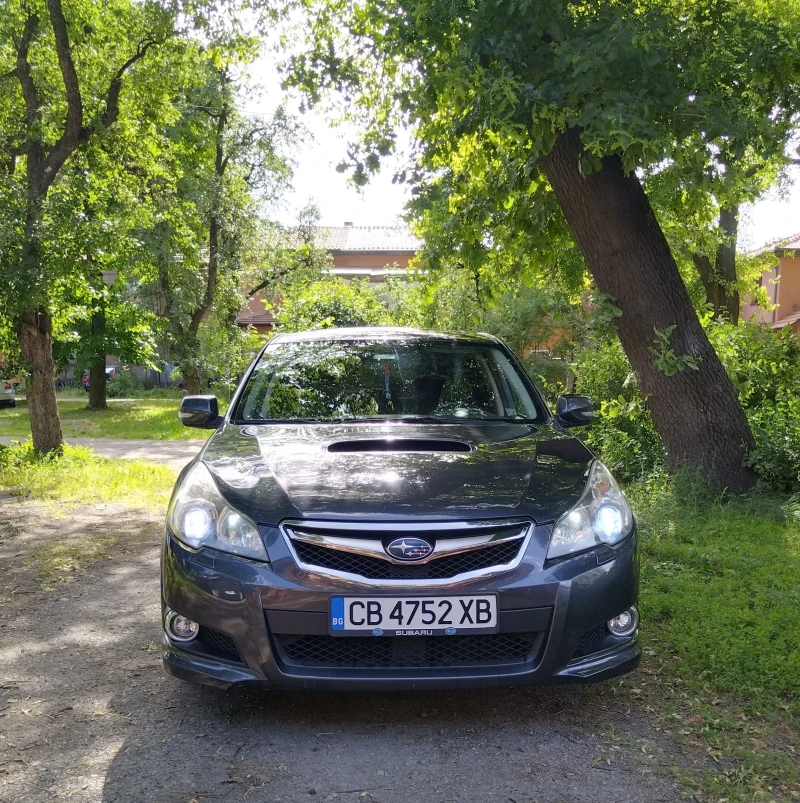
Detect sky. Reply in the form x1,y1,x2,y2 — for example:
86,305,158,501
253,59,799,250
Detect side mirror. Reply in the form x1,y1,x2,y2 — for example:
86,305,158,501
179,395,221,429
555,394,596,427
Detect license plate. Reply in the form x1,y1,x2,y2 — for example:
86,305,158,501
329,594,498,636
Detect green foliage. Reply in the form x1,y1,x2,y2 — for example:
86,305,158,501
649,324,701,376
290,0,800,297
707,323,800,491
276,278,390,331
132,48,302,388
197,317,263,392
575,338,665,480
577,321,800,490
0,441,176,507
105,368,143,398
0,0,181,316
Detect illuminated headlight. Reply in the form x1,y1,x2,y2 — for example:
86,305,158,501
547,461,633,560
167,462,268,561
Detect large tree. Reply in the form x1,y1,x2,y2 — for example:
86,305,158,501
0,0,175,451
291,0,800,490
137,51,299,394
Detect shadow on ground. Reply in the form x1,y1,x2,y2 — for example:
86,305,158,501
0,501,686,803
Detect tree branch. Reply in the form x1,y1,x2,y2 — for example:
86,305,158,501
247,264,294,299
14,15,41,128
40,0,83,191
101,37,161,128
743,163,764,179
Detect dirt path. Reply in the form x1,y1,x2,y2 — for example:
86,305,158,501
0,501,697,803
0,437,201,472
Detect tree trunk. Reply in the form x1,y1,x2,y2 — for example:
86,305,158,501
182,365,201,396
542,128,755,492
88,360,107,410
87,302,107,410
17,307,64,454
692,205,740,324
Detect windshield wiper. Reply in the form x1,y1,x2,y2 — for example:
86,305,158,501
396,415,460,424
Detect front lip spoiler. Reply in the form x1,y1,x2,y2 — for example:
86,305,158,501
553,639,641,684
162,636,640,691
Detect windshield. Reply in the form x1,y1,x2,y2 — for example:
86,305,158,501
233,338,545,424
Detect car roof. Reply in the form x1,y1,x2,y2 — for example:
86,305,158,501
268,326,501,346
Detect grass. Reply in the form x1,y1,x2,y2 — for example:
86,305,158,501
27,533,122,590
0,441,176,507
54,386,185,400
631,474,800,801
0,398,208,440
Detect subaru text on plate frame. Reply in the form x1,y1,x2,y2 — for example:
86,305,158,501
161,328,640,690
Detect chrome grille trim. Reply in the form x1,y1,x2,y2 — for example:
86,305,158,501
280,519,533,587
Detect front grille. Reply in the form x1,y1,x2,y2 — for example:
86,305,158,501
572,624,608,659
275,632,539,669
199,627,242,662
292,538,523,580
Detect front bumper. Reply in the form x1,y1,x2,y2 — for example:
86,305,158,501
161,522,640,691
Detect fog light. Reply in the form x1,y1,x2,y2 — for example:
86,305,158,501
607,606,639,637
165,611,199,642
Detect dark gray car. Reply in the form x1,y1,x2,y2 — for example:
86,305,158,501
161,328,639,690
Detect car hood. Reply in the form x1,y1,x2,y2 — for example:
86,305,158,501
200,421,594,525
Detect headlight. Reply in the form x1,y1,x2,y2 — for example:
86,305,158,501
167,462,268,561
547,461,633,560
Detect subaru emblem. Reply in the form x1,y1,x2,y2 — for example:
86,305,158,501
372,628,384,637
385,537,434,562
445,627,457,636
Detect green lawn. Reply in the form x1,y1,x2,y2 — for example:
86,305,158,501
0,442,176,508
632,476,800,800
0,399,208,440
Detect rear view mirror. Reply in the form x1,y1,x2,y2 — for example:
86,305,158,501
555,394,596,427
179,395,221,429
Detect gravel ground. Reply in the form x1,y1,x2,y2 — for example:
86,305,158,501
0,500,696,803
0,437,201,472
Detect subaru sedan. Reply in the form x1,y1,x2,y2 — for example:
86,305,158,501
162,328,639,690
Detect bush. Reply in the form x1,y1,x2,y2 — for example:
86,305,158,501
709,322,800,492
574,338,665,481
575,321,800,491
106,369,144,398
522,353,570,404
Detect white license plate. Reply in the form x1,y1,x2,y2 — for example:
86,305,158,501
329,594,498,636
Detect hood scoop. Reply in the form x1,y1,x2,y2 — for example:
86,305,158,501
327,438,472,454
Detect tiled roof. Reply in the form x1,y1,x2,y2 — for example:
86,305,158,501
772,310,800,329
753,232,800,256
236,296,276,327
237,309,276,325
775,233,800,253
318,225,422,252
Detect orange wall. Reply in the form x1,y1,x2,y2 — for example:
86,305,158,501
775,255,800,322
331,251,417,268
